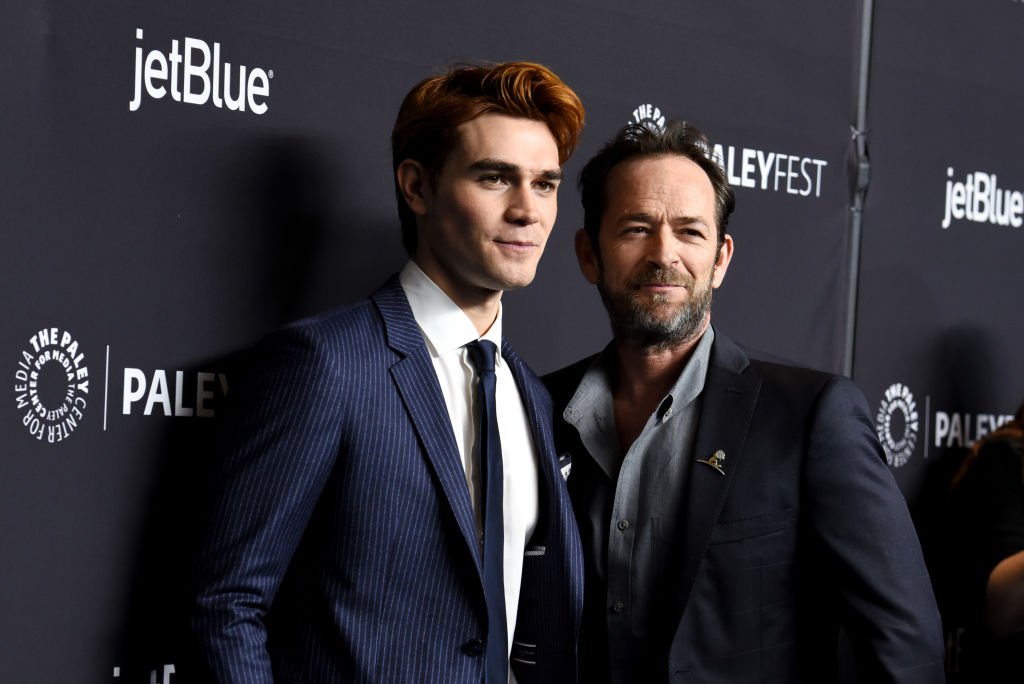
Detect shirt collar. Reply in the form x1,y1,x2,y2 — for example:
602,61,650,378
399,260,503,360
565,326,715,428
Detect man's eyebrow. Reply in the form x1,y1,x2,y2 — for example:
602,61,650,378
470,159,519,173
671,215,709,227
617,212,709,227
617,212,655,223
469,159,563,181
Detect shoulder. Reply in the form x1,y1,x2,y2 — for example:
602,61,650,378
264,275,413,358
748,357,852,397
717,338,870,426
709,328,835,397
542,354,600,413
237,289,407,395
264,297,383,355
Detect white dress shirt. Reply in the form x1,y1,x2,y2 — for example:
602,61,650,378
399,261,540,669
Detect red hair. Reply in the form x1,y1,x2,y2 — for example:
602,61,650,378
391,62,585,253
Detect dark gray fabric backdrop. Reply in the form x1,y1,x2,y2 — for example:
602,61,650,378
2,1,1020,681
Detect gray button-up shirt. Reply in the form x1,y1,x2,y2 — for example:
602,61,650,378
563,328,714,683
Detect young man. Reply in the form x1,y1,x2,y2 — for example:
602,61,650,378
193,62,585,683
546,121,945,682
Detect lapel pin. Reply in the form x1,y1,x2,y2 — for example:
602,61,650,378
697,449,726,476
558,453,572,481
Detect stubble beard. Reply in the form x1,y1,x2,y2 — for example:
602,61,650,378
598,266,714,351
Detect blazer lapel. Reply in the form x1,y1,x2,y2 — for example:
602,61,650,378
502,342,556,541
372,277,480,567
674,332,761,621
503,340,585,651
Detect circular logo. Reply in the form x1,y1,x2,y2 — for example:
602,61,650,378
628,103,666,131
875,382,919,468
13,328,89,443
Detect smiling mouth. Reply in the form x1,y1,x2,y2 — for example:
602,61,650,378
494,240,538,252
629,267,692,291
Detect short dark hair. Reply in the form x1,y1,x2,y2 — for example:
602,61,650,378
391,62,585,255
579,121,735,248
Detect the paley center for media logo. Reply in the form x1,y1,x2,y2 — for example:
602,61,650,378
874,382,1016,467
875,383,919,468
626,103,829,198
14,327,90,443
629,103,667,131
12,326,234,443
129,28,273,114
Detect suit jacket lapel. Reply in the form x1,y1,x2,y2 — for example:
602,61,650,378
503,342,555,541
504,340,585,642
675,331,761,622
372,277,480,567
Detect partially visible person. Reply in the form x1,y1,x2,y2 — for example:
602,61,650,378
192,61,586,683
947,400,1024,682
546,120,945,682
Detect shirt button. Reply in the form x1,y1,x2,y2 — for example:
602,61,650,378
612,601,624,613
617,519,630,531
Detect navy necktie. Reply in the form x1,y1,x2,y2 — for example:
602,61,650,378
466,340,507,683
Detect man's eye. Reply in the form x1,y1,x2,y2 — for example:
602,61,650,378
535,181,556,192
480,175,503,185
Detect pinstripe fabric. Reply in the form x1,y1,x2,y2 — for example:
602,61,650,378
193,276,582,683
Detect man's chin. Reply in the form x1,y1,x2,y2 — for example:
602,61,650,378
489,271,538,293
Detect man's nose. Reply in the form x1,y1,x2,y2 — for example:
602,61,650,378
646,226,680,268
505,185,541,226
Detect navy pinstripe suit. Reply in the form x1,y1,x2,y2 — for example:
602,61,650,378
193,276,583,683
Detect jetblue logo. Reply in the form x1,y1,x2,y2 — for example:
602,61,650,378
129,28,273,115
941,167,1024,230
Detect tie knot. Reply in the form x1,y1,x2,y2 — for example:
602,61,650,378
467,340,498,375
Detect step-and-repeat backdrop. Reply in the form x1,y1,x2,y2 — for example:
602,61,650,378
853,0,1024,637
2,1,1020,681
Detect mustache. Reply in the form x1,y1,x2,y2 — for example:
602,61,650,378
627,267,694,289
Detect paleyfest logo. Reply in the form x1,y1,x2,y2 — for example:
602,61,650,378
875,383,919,468
14,327,89,443
626,104,828,198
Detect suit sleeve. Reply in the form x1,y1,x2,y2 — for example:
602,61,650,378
192,322,345,683
805,376,945,682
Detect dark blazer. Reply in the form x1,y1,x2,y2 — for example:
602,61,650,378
193,276,583,683
545,330,945,683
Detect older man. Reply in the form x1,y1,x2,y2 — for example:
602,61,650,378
546,121,945,682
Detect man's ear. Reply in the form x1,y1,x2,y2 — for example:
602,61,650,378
396,159,429,217
575,228,600,284
712,234,734,289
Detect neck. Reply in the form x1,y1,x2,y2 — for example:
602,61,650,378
412,257,502,336
459,296,502,337
610,317,708,409
610,318,709,450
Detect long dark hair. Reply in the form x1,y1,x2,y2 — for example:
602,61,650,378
952,400,1024,489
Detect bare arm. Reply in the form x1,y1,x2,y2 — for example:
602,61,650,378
987,549,1024,638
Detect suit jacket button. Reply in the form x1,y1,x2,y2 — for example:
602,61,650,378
461,639,485,656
